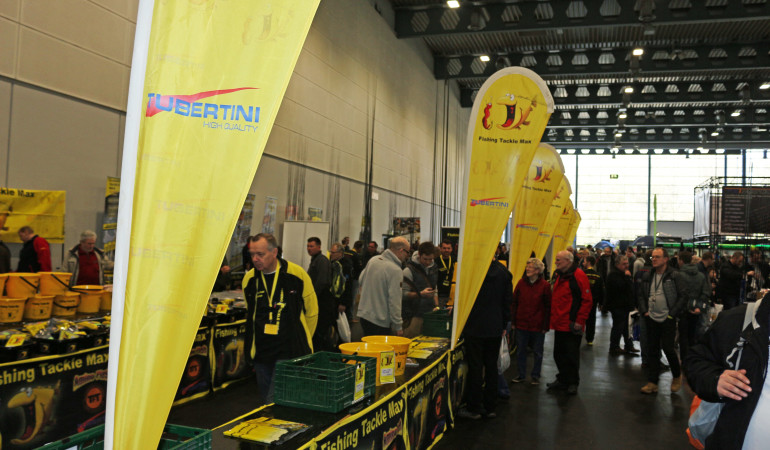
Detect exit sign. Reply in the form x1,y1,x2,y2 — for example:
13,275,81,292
610,174,619,179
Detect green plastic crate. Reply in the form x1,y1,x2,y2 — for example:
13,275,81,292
273,351,376,412
36,423,211,450
422,309,453,338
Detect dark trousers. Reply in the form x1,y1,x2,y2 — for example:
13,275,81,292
723,296,739,310
678,312,700,369
585,301,598,343
553,331,582,385
609,307,634,350
644,316,681,383
360,318,393,337
465,336,499,414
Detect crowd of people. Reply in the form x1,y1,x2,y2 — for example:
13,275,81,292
237,233,770,446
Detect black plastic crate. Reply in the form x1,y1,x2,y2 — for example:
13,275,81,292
273,351,376,413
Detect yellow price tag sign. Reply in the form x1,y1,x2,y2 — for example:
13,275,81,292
379,350,396,384
215,304,229,314
5,334,26,348
353,363,366,404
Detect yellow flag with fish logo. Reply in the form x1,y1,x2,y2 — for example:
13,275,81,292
452,68,553,347
509,144,564,280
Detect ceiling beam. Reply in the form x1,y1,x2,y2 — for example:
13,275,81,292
543,128,769,146
436,43,770,80
548,107,768,128
395,0,769,38
460,81,770,108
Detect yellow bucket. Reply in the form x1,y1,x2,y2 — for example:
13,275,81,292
38,272,72,296
72,285,102,314
53,292,80,317
339,342,395,386
0,297,26,323
6,273,39,298
0,274,7,296
24,294,53,320
100,289,112,311
362,335,412,376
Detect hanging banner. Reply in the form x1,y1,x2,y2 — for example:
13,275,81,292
106,1,321,448
102,178,120,258
551,200,575,253
451,67,553,347
0,189,66,244
509,144,565,280
565,210,581,249
532,177,572,260
0,346,109,449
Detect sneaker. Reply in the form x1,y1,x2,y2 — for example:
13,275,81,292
546,380,567,390
457,408,482,420
640,382,658,394
530,377,540,385
483,411,497,419
624,349,640,357
511,377,526,383
587,341,594,346
566,384,578,395
671,376,682,393
609,348,624,356
624,347,640,354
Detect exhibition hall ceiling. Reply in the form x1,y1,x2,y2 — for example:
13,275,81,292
386,0,770,152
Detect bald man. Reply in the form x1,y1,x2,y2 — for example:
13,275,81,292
357,236,410,336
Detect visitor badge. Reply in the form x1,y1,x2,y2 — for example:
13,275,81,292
264,323,279,335
353,363,366,403
380,350,396,384
5,334,26,347
216,304,229,314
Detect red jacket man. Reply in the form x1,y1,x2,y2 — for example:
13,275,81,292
17,226,51,273
547,250,592,395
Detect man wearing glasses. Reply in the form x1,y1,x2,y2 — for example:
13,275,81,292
637,247,687,394
357,236,410,336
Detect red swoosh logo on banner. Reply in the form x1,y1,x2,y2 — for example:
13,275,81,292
470,197,505,206
145,87,258,117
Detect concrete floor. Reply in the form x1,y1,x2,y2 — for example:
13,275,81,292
168,313,695,449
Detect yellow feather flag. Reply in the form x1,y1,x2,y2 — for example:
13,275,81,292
451,68,553,347
509,144,565,281
532,177,572,260
565,210,582,249
105,1,320,448
552,199,575,253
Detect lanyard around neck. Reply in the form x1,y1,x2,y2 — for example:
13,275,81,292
440,256,452,270
260,261,281,311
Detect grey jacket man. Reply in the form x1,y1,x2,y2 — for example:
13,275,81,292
357,249,404,332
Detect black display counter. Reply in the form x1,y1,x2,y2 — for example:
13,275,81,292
216,339,467,450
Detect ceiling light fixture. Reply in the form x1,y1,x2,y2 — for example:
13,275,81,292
618,112,628,119
632,48,644,56
654,149,664,154
447,0,460,8
711,130,720,137
760,83,770,90
567,149,576,154
615,132,622,138
716,149,726,154
479,55,490,62
624,87,634,94
731,110,741,117
670,149,679,154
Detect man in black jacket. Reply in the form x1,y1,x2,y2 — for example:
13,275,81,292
718,251,745,310
457,259,512,420
685,293,770,449
605,256,638,355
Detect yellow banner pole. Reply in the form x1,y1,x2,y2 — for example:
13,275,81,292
509,144,564,281
532,177,572,260
105,1,320,448
451,67,554,348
